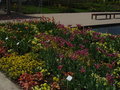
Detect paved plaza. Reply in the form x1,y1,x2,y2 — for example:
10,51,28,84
1,12,120,26
26,12,120,26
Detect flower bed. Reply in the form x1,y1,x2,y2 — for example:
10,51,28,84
0,17,120,90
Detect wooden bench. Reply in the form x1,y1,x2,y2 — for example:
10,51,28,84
113,13,120,18
91,13,120,19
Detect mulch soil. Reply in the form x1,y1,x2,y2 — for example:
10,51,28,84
0,13,40,20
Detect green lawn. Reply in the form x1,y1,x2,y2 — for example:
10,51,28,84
20,5,92,14
21,6,61,14
11,2,120,14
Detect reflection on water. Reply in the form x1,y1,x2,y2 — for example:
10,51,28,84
92,25,120,35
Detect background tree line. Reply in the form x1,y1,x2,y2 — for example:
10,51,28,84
2,0,120,14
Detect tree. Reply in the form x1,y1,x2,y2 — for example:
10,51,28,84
6,0,22,14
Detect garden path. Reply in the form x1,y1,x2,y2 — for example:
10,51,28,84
0,72,21,90
1,12,120,27
26,12,120,26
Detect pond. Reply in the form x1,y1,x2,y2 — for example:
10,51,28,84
92,24,120,35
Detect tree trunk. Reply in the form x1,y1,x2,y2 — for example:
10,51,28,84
18,0,22,13
6,0,11,14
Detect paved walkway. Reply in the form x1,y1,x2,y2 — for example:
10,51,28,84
26,12,120,26
0,72,21,90
1,12,120,26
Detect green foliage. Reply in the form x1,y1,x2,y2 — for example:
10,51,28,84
36,22,56,32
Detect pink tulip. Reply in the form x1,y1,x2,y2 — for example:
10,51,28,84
58,65,63,70
80,67,86,73
94,64,101,69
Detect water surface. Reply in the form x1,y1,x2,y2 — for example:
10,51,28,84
92,25,120,35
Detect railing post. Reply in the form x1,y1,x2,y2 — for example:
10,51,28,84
95,15,97,19
113,14,115,19
106,14,107,19
91,14,93,19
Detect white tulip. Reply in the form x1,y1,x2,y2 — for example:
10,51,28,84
5,37,8,40
16,42,20,45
